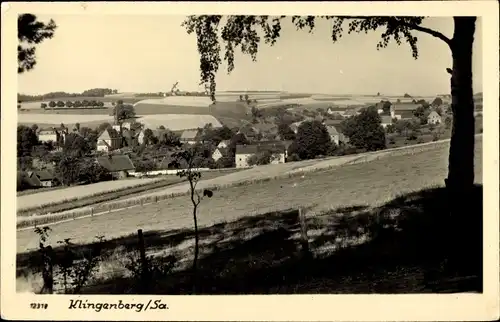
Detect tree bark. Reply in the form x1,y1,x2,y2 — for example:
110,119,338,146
445,17,477,275
447,17,476,201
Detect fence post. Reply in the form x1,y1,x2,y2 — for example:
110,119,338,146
155,196,158,203
137,229,149,292
91,208,93,217
298,207,311,259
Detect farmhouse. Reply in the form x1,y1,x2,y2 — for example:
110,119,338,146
427,111,442,125
180,129,201,145
37,128,58,143
235,141,288,168
96,154,135,179
97,128,121,152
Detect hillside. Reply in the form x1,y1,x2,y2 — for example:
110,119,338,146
16,136,483,253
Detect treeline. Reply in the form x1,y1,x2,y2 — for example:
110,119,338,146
38,100,106,109
18,88,119,102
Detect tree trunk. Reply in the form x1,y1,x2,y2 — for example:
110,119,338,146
447,17,476,200
192,204,199,293
446,17,477,275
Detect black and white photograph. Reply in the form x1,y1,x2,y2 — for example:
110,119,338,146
2,1,499,321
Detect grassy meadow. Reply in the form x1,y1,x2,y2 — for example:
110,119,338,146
16,137,483,254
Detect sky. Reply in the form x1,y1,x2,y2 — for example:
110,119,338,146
18,15,483,96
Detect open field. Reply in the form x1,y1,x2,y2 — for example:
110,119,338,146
17,177,161,212
18,113,114,125
16,137,482,253
136,114,222,131
19,107,111,115
17,169,242,217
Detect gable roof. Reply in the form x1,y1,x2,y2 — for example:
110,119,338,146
96,155,135,172
427,111,441,119
236,141,287,155
392,103,421,111
98,128,119,140
35,170,54,181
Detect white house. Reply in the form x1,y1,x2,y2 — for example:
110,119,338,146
326,125,340,145
212,147,227,162
37,128,58,143
96,128,121,152
427,111,442,125
235,142,287,168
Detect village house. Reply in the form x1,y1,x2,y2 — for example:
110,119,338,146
180,129,201,145
327,107,347,116
96,128,121,152
37,128,58,143
17,170,57,190
326,125,341,145
211,147,229,162
217,140,231,149
235,141,288,168
96,154,135,179
237,125,260,142
427,110,442,125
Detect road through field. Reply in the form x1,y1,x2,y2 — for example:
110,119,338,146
16,137,483,253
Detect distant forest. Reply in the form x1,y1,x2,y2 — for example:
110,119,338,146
18,88,118,102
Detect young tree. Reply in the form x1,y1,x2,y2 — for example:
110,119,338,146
40,103,47,109
294,120,332,160
341,106,386,151
169,146,214,293
183,15,478,211
432,97,444,107
56,101,65,108
65,101,73,108
18,14,57,73
48,101,56,108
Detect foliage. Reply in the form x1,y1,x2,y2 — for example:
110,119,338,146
277,122,296,141
17,125,39,156
18,14,57,73
341,107,386,151
382,100,392,113
413,105,431,124
135,159,157,173
62,133,92,157
293,120,332,160
112,102,136,121
432,97,443,107
34,227,105,294
125,252,177,283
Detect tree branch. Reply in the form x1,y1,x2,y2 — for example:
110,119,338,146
334,16,452,47
397,20,452,47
